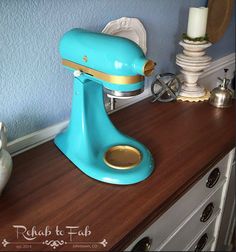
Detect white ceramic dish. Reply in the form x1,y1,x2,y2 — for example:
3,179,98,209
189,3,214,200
102,17,147,54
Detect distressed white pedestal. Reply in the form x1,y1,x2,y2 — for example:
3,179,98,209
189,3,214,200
176,40,212,102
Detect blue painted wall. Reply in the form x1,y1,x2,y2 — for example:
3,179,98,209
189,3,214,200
1,0,235,141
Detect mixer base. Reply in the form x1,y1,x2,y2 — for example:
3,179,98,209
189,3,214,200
55,132,154,185
54,78,154,185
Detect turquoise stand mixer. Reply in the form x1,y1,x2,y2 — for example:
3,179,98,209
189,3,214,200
54,28,156,185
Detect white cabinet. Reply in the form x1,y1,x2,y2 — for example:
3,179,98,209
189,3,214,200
125,149,235,252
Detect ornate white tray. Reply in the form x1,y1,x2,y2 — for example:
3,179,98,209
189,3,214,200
102,17,147,54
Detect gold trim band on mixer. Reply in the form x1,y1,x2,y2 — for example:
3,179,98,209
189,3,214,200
62,59,144,84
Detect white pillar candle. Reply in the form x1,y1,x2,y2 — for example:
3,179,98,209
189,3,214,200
187,7,208,38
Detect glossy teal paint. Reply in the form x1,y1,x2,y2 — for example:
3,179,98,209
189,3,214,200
59,28,147,92
60,28,147,76
55,29,154,185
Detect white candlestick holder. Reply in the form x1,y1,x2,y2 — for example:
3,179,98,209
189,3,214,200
176,39,212,102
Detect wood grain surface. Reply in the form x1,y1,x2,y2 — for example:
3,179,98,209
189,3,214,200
0,99,235,251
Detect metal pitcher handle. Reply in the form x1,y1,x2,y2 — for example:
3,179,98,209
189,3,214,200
0,122,7,150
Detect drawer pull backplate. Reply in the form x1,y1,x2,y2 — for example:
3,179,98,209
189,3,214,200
131,237,152,252
195,233,208,252
200,203,214,222
206,168,220,188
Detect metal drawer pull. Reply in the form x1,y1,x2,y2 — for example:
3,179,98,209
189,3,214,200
200,203,214,222
195,233,208,252
131,237,152,252
206,168,220,188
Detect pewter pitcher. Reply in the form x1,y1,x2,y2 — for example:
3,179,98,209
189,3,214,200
209,69,234,108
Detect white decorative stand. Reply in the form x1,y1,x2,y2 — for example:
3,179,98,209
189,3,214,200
176,40,212,102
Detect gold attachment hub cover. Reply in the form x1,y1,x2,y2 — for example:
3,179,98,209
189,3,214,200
104,145,142,170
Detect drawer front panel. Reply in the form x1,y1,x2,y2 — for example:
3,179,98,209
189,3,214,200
185,220,216,251
203,237,215,252
158,186,223,251
125,152,230,251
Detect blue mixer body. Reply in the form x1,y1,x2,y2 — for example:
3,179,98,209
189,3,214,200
54,28,154,185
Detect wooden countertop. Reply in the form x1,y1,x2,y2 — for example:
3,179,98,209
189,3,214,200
0,99,235,251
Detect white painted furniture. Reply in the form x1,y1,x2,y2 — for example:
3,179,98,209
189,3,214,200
125,148,235,251
176,40,212,101
216,157,235,251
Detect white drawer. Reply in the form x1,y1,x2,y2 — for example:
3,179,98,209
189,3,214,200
185,219,217,251
125,152,230,252
203,237,215,251
158,185,223,251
